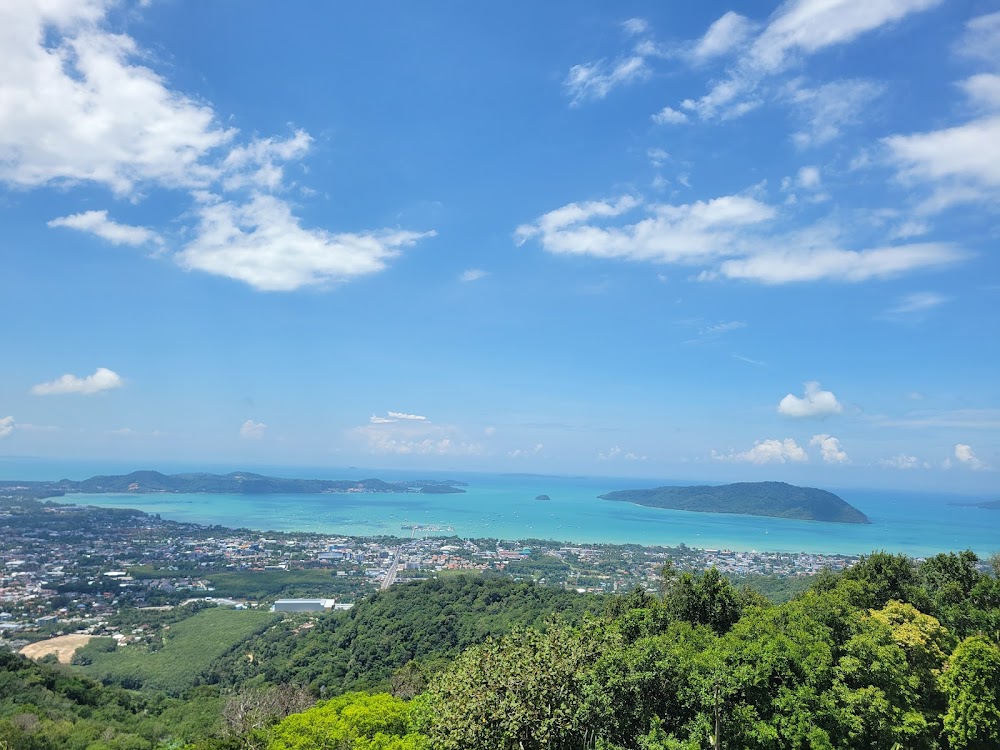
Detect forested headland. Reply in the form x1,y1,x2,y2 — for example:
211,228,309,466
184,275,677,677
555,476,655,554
3,550,1000,749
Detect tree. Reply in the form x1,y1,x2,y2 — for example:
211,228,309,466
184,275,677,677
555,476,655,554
940,636,1000,750
267,692,427,750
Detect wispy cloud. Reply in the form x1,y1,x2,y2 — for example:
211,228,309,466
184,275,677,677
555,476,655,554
0,416,14,439
48,210,162,246
563,56,649,105
885,292,947,315
459,269,489,283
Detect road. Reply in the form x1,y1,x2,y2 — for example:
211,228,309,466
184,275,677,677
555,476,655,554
381,548,401,590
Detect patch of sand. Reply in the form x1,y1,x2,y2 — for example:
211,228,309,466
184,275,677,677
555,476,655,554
20,634,95,664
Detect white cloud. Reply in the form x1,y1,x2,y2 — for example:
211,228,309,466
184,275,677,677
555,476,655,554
519,191,965,285
508,443,544,459
622,18,649,36
221,130,312,192
797,166,821,189
886,291,946,315
0,1,234,195
810,433,849,463
598,446,622,460
680,0,939,121
0,416,14,438
176,194,434,291
787,78,885,147
516,194,774,265
646,148,670,167
31,367,123,396
884,116,1000,211
370,415,397,424
955,443,988,470
564,56,649,105
691,12,756,62
880,453,922,469
651,106,688,125
387,411,427,421
48,210,161,246
356,418,481,456
713,438,808,464
709,242,964,283
459,269,488,283
778,381,842,418
957,11,1000,68
960,74,1000,111
239,419,266,439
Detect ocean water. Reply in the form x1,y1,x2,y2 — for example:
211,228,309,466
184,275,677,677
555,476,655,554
7,462,996,557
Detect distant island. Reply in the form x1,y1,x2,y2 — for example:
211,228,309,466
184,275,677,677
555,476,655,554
1,470,467,499
535,494,552,502
949,499,1000,510
599,481,870,524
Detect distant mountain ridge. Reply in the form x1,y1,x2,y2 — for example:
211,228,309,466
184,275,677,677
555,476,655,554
599,481,870,524
2,471,467,497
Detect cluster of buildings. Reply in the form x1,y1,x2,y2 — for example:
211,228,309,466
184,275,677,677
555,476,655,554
2,492,865,652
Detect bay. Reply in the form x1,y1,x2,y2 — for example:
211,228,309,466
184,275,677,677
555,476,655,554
39,469,1000,557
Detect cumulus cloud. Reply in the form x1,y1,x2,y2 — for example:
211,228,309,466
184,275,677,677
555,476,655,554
459,269,488,282
387,411,427,421
0,416,15,438
370,415,398,424
48,210,162,246
31,367,123,396
0,1,234,195
713,438,808,464
651,106,689,125
239,419,266,439
0,3,433,293
955,443,988,470
810,434,849,463
176,194,434,291
778,382,842,418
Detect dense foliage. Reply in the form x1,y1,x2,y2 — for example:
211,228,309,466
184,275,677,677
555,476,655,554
2,550,1000,749
206,574,604,694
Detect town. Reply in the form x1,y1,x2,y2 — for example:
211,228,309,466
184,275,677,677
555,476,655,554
1,491,861,653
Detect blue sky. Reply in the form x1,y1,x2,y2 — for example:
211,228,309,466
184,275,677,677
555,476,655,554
1,0,997,491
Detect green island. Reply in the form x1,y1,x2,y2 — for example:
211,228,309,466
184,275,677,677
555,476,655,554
14,470,467,497
599,480,871,524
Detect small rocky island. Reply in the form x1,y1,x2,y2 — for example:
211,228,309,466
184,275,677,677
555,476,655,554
599,481,870,524
535,494,551,502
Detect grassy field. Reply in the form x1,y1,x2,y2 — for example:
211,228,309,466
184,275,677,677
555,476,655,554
80,607,279,694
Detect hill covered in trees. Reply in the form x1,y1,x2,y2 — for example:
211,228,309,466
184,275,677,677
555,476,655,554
7,470,466,497
599,481,871,523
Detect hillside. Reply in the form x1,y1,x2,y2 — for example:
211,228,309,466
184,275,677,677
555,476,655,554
599,481,871,523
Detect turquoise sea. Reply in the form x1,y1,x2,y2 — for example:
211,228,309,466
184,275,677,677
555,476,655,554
4,460,998,557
